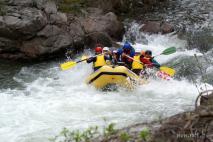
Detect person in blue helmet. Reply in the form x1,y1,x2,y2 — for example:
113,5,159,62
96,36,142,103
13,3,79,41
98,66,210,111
116,41,135,69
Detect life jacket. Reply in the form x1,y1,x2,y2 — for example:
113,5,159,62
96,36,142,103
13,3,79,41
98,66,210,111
94,55,107,68
140,56,152,65
132,55,143,70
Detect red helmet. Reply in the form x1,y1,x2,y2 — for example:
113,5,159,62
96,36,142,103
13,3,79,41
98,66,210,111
95,47,102,53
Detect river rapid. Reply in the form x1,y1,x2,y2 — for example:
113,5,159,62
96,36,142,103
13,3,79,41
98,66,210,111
1,28,212,142
1,0,213,140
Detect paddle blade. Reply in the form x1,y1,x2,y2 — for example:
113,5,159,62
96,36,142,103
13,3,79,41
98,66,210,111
81,55,88,62
161,47,176,55
60,61,77,70
160,66,176,76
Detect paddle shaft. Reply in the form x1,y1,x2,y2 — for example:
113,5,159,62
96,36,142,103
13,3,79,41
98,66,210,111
125,54,175,76
75,53,104,64
76,58,88,63
124,54,159,66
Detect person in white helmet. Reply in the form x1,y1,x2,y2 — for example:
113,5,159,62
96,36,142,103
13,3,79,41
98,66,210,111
102,47,112,65
103,47,110,54
131,48,144,75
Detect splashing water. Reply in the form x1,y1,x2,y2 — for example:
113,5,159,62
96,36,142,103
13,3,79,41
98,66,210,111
0,25,212,142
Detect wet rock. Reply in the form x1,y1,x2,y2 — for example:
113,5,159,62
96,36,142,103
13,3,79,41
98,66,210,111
49,12,67,24
150,91,213,142
200,92,213,107
85,32,113,49
7,0,34,7
20,31,73,58
82,12,124,41
185,31,213,52
0,1,124,60
0,52,26,60
140,21,174,34
161,22,174,34
44,1,57,14
1,7,47,38
37,25,62,37
140,21,161,34
69,8,125,48
0,37,18,52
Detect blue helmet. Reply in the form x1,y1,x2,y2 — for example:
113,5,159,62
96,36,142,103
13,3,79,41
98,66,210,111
123,42,131,50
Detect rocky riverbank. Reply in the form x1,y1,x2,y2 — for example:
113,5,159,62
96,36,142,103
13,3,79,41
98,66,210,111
95,90,213,142
0,0,125,60
0,0,174,61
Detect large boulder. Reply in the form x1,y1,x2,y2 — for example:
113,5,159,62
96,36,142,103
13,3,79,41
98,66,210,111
140,21,174,34
82,10,124,43
0,1,124,60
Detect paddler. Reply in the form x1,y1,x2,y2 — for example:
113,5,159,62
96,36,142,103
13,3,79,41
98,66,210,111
86,46,110,71
117,41,135,69
102,47,112,65
131,48,144,75
140,50,161,69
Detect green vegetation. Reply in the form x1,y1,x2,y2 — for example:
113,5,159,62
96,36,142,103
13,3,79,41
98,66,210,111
49,126,99,142
103,123,116,137
53,0,88,14
139,127,151,141
119,132,131,142
50,123,153,142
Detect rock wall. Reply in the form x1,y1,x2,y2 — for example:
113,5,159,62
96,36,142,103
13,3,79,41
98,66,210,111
0,0,124,60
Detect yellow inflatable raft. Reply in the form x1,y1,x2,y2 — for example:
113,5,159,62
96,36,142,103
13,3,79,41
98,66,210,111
85,65,146,90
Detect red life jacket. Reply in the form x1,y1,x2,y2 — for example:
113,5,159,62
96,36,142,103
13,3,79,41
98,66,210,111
140,56,152,65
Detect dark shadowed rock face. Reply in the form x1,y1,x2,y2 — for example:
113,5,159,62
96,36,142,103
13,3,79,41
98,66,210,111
0,0,124,60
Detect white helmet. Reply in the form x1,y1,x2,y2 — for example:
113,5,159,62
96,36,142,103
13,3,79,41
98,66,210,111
103,47,109,51
135,48,141,53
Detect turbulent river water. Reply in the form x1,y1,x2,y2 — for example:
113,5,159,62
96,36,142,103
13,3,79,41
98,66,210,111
1,28,212,142
1,0,213,140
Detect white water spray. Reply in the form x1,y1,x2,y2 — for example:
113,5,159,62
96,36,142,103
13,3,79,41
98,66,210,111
0,24,212,142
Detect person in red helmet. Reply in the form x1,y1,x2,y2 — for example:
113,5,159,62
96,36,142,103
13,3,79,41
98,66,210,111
140,50,160,68
95,47,102,54
87,47,110,71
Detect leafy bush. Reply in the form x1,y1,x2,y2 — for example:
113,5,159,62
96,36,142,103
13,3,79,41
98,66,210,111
103,123,116,137
119,132,131,142
139,127,151,141
50,123,153,142
49,126,99,142
54,0,88,14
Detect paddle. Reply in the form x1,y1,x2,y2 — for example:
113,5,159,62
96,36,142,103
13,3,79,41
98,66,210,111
60,54,99,70
124,47,176,76
125,54,176,77
60,57,88,70
154,46,176,57
81,55,88,62
160,66,175,76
